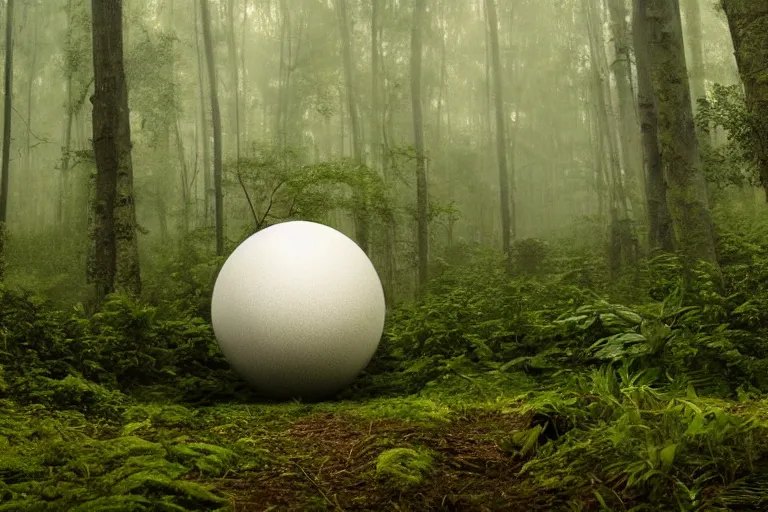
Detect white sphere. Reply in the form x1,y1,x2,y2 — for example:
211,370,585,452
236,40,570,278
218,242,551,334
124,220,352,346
210,220,386,400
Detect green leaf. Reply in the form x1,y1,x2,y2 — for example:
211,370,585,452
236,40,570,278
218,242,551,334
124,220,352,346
659,443,677,469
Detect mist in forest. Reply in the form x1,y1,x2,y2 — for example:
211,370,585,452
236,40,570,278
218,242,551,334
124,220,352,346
0,0,756,307
4,1,768,509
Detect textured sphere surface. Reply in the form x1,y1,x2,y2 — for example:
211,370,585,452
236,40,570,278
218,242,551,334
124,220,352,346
211,221,386,400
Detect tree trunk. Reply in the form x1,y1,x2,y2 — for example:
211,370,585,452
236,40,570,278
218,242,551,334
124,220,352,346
606,0,644,209
58,0,76,227
371,0,381,172
632,0,674,252
89,0,141,305
336,0,369,254
0,0,14,280
240,0,249,147
411,0,428,295
59,76,74,226
680,0,706,109
721,0,768,202
276,0,287,143
227,0,240,161
194,0,212,227
200,0,225,256
642,0,718,268
226,0,256,227
371,0,394,302
586,0,629,222
25,9,37,162
484,0,513,266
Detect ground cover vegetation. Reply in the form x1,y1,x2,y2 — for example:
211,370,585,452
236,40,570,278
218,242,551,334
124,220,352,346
3,203,768,511
1,0,768,510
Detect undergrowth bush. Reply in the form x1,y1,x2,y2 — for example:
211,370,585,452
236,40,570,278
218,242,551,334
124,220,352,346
366,225,768,398
2,206,768,510
0,403,236,511
0,288,245,417
506,367,768,510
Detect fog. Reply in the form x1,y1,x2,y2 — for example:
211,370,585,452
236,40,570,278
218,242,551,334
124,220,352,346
0,0,746,302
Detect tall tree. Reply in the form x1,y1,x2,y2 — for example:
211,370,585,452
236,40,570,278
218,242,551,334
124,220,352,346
59,0,76,226
680,0,706,110
226,0,241,163
632,0,674,252
200,0,224,256
89,0,141,306
586,0,627,221
194,0,212,227
606,0,644,207
411,0,428,294
484,0,513,267
336,0,369,254
370,0,381,172
642,0,718,268
24,2,38,162
0,0,14,280
371,0,394,302
721,0,768,202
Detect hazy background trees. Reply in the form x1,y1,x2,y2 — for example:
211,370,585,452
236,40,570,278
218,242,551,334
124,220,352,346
0,0,761,309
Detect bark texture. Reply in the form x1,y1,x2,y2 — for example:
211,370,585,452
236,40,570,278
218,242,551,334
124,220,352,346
0,0,13,281
721,0,768,202
643,0,718,267
607,0,645,206
411,0,428,295
200,0,224,256
484,0,513,265
90,0,142,306
632,0,674,251
336,0,369,254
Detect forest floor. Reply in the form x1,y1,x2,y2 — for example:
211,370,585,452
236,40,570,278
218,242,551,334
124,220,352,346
152,374,768,511
5,368,768,511
199,391,536,511
6,225,768,510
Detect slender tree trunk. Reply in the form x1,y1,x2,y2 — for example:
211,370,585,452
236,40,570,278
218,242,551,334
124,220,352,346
371,0,381,172
227,0,240,160
90,0,141,305
336,0,360,161
371,0,394,302
606,0,644,209
25,10,37,162
241,0,249,147
201,0,225,256
642,0,718,268
276,0,287,143
632,0,674,251
59,77,73,226
339,84,345,156
336,0,369,253
484,0,513,265
435,2,446,153
194,1,212,227
226,0,256,227
59,0,76,227
174,120,191,235
586,0,628,221
680,0,706,110
411,0,428,295
0,0,14,280
721,0,768,202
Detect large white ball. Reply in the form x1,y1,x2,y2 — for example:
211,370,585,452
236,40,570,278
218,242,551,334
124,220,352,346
210,220,386,400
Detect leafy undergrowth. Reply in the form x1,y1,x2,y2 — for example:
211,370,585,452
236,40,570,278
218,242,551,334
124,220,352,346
2,374,768,511
4,216,768,510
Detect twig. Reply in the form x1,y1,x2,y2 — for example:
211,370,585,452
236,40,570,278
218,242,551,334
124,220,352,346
292,461,344,511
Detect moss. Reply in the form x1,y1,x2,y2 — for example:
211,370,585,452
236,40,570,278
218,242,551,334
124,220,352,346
375,447,435,489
